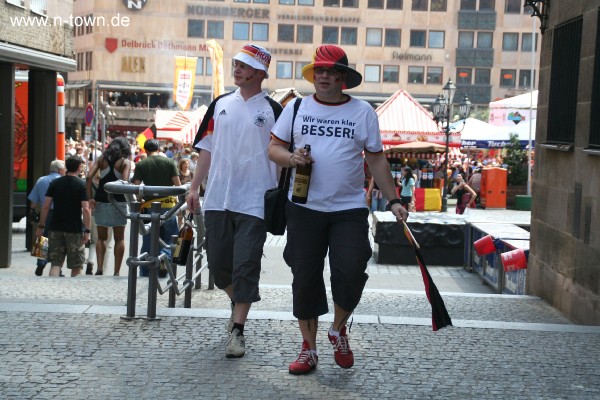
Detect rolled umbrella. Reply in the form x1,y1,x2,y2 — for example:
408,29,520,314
402,220,452,331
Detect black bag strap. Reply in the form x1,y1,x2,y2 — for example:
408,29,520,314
278,98,302,191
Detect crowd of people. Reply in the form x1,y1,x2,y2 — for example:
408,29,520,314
30,135,201,277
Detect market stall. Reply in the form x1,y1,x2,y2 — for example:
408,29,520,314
155,106,207,144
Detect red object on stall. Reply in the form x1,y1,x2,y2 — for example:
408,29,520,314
474,235,498,256
501,249,529,272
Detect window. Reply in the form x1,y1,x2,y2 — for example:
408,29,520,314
459,31,474,48
368,0,383,8
460,0,475,10
324,0,339,6
364,65,381,82
253,23,269,41
475,68,490,84
30,0,46,14
428,31,445,48
385,29,401,46
6,0,25,6
408,66,424,83
196,58,204,75
519,69,534,88
235,0,250,2
477,32,493,48
85,51,92,71
85,14,93,34
295,62,309,79
279,24,294,42
412,0,427,11
277,61,293,78
521,33,537,52
366,28,383,46
188,20,205,38
323,27,339,44
505,0,520,13
207,21,224,39
343,0,359,7
479,0,495,10
427,67,442,84
279,0,294,3
502,33,519,51
500,69,516,87
383,66,399,83
233,22,249,40
341,27,357,45
457,68,472,84
298,0,314,4
297,25,313,43
548,17,582,143
430,0,446,11
387,0,402,9
207,58,213,76
410,30,426,47
254,0,269,3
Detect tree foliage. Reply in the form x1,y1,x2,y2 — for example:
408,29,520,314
503,133,528,186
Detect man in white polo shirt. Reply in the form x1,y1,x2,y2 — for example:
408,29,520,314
187,44,282,359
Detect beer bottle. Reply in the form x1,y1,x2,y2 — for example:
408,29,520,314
173,213,194,265
292,144,312,204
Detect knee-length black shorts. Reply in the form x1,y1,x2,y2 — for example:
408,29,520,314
283,202,371,320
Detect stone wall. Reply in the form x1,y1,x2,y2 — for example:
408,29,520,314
529,0,600,325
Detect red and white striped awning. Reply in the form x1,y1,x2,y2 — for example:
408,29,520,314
155,106,207,144
376,89,461,147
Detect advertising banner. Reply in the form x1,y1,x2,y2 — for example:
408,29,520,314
173,56,197,110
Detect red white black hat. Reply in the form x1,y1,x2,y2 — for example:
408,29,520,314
233,44,271,78
301,45,362,89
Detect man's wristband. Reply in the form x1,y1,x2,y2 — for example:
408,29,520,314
38,225,45,229
84,229,91,233
388,199,402,207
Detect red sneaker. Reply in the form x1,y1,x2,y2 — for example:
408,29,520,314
288,340,318,375
328,326,354,368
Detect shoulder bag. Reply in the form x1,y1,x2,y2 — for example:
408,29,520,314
264,98,302,235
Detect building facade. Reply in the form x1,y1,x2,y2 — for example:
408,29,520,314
67,0,540,138
0,0,76,267
530,0,600,325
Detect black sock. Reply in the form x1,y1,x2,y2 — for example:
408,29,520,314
232,323,244,335
231,300,235,307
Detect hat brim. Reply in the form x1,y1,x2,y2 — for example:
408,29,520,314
302,62,362,89
233,53,269,78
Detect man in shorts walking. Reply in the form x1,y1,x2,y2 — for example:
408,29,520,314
187,44,282,358
28,159,66,276
36,156,91,277
268,45,409,374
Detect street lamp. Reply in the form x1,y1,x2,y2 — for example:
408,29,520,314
432,79,472,212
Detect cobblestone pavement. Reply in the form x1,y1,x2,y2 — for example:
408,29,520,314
2,221,600,399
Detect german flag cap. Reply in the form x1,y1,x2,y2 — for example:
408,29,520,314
301,45,362,89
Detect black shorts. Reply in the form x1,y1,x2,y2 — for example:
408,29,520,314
204,210,266,303
283,203,371,320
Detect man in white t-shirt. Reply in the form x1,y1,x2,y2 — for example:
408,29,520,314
268,44,409,375
187,44,282,359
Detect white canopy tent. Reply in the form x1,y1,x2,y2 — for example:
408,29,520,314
488,90,537,127
452,117,536,149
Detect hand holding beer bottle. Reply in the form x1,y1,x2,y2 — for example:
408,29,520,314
292,144,312,204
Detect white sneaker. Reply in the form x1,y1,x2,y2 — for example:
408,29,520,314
225,328,246,358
